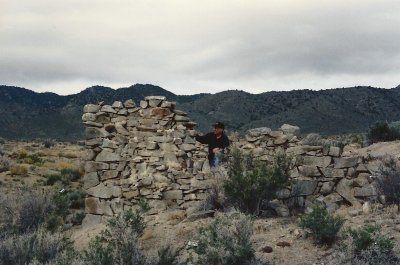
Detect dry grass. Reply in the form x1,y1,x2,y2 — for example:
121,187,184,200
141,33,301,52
10,164,28,176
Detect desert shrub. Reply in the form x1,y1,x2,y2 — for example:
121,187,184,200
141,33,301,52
347,224,393,256
17,150,28,159
70,211,85,226
189,210,255,265
61,168,83,182
46,173,64,185
83,208,148,265
0,189,78,236
46,168,83,186
300,204,345,245
224,148,292,214
152,245,181,265
0,226,69,265
375,157,400,205
25,153,44,165
10,164,28,176
331,224,399,265
199,166,228,211
43,140,55,148
0,155,11,173
67,190,86,209
367,121,400,144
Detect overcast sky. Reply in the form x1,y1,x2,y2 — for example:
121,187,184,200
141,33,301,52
1,0,399,95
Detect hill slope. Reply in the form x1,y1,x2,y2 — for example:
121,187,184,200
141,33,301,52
1,84,400,140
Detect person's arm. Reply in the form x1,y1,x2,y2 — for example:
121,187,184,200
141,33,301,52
195,133,211,144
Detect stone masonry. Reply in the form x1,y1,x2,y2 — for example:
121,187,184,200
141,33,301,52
82,96,381,222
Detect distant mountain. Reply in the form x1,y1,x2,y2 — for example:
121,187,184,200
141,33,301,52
0,84,400,140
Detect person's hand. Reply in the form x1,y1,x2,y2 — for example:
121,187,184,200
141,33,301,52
212,148,221,154
189,130,198,137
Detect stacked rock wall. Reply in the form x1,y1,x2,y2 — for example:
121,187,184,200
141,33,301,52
233,128,379,214
82,96,217,220
83,96,379,221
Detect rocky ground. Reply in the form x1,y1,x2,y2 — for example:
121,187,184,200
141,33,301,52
1,139,400,264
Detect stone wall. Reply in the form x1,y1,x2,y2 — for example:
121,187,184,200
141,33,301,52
82,96,380,221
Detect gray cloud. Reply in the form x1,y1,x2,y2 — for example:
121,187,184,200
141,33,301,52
0,0,399,95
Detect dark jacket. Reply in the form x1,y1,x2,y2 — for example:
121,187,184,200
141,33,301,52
195,132,230,161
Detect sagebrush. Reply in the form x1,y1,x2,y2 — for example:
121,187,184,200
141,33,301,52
300,204,345,245
224,148,292,214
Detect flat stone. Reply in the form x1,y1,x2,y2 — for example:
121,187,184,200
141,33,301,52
329,146,341,157
85,161,109,172
101,105,117,113
148,99,163,107
180,144,196,152
83,172,100,189
95,150,121,162
159,143,179,152
354,185,377,198
86,183,113,199
320,168,345,179
298,165,320,177
151,108,171,118
320,181,335,195
102,139,119,149
280,124,300,135
163,190,183,200
301,156,332,168
140,100,148,108
184,136,196,145
292,180,318,196
286,145,323,155
83,121,103,128
123,190,139,199
148,136,173,143
145,95,166,101
100,170,119,180
82,214,102,228
336,178,358,206
115,122,129,136
334,157,359,168
118,109,128,115
164,152,180,166
82,113,97,122
247,127,271,137
83,104,101,113
124,99,136,108
174,115,190,122
112,101,123,108
274,135,288,145
85,197,101,214
86,127,110,139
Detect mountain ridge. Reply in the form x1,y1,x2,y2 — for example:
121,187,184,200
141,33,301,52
1,84,400,140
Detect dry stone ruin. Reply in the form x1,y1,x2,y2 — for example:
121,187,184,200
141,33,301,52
82,96,382,223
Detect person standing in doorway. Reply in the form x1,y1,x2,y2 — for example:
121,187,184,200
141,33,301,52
194,122,230,167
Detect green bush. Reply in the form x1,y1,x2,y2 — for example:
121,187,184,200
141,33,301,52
367,121,400,144
224,148,292,214
347,224,393,256
300,204,345,245
46,168,83,186
376,157,400,205
153,245,181,265
189,210,255,265
0,226,69,265
46,173,64,185
0,156,10,173
61,168,82,182
83,208,148,265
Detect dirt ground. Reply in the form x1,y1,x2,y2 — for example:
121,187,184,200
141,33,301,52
1,140,400,264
